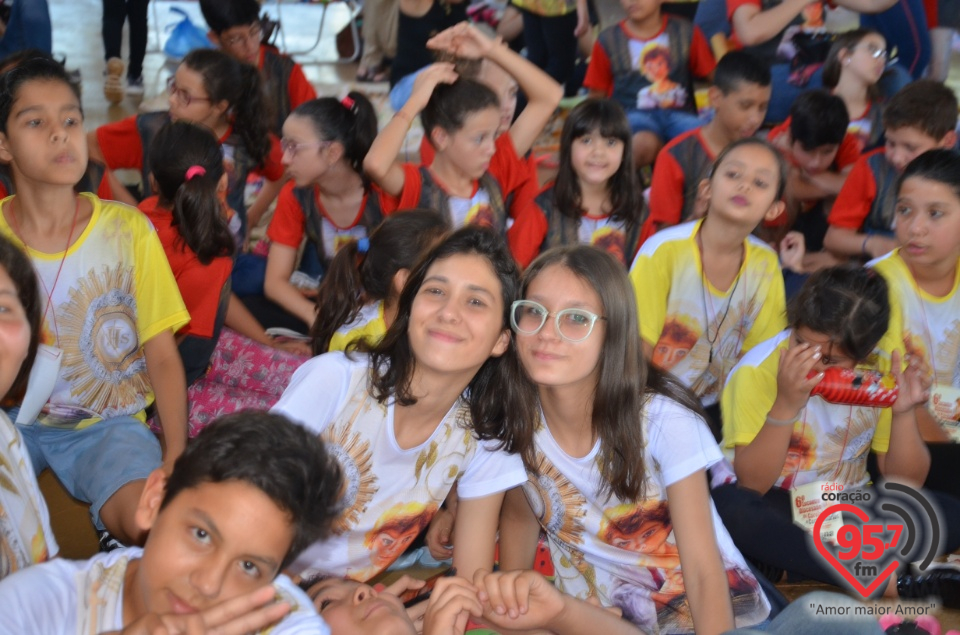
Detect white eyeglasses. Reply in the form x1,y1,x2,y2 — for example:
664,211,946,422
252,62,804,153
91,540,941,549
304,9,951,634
510,300,605,342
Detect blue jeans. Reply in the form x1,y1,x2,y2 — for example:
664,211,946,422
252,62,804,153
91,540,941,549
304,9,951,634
626,108,702,142
10,408,161,531
726,591,885,634
0,0,52,57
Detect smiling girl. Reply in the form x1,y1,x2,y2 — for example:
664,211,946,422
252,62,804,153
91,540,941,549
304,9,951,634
535,98,643,267
272,226,536,583
497,245,770,634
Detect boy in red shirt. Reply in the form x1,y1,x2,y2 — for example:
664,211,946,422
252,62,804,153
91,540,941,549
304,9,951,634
824,79,958,261
584,0,715,168
200,0,317,135
642,50,770,244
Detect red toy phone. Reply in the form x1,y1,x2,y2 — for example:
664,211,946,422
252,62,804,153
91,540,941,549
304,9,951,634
807,367,898,407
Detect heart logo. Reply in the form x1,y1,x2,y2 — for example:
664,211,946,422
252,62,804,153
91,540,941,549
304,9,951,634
813,503,901,598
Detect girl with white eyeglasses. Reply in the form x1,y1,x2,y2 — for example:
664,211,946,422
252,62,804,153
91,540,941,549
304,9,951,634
498,245,772,635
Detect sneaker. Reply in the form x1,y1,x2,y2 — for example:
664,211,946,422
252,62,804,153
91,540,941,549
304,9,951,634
897,566,960,609
97,529,125,553
125,76,144,96
103,57,125,105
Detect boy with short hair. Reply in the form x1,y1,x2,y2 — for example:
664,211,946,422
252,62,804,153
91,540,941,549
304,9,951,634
824,79,959,261
583,0,716,169
0,411,342,634
642,50,771,243
199,0,317,134
767,90,859,255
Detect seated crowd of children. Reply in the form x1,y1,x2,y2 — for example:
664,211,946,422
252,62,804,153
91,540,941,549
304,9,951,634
2,0,960,632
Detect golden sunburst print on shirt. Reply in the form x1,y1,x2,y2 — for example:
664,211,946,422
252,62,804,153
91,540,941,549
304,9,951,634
818,408,876,484
323,420,377,535
522,453,587,547
57,265,149,418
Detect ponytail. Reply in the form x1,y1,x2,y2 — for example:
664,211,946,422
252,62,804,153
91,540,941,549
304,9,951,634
149,121,235,264
290,91,378,175
311,240,364,355
233,62,272,168
310,209,448,354
181,49,272,168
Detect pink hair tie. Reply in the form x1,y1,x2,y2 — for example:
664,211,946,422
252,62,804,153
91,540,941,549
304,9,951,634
341,95,356,112
185,165,206,181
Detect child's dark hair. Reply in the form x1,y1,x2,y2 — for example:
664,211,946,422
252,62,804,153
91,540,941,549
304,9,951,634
710,137,787,201
421,78,499,147
0,56,81,134
367,226,538,468
149,121,235,265
822,28,883,94
311,209,448,355
713,50,771,94
897,149,960,202
290,93,378,175
554,98,642,228
181,49,272,168
788,265,890,362
0,48,56,75
0,234,40,402
162,410,343,569
199,0,260,35
789,90,849,151
883,79,959,141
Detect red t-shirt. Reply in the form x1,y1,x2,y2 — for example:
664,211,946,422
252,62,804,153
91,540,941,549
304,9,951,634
258,45,317,112
642,126,712,244
418,133,535,200
96,116,285,182
139,196,233,338
267,180,379,249
767,117,861,171
97,115,144,170
827,148,883,230
389,135,546,267
583,18,715,97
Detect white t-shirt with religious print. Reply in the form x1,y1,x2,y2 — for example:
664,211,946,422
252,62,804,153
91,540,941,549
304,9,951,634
272,352,527,580
630,220,787,407
722,330,895,490
871,250,960,438
0,411,57,580
521,394,770,634
0,547,327,634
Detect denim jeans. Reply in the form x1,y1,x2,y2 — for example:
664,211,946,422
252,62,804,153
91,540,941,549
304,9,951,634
0,0,52,57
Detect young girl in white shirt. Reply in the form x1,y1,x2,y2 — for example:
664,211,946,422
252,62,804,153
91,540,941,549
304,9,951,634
273,226,537,583
498,245,771,635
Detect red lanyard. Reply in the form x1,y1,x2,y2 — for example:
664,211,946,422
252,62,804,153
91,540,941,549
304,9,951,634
8,197,81,344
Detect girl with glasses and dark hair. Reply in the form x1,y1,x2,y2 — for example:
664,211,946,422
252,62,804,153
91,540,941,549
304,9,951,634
88,49,285,240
